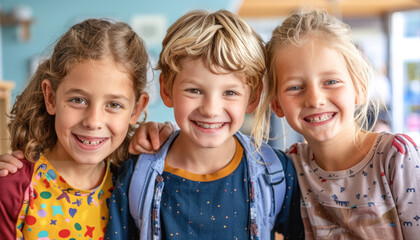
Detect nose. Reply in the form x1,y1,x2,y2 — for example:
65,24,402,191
199,95,220,117
304,85,326,108
82,106,104,130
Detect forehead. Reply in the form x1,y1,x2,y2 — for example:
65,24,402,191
59,57,134,95
176,58,247,85
275,37,348,76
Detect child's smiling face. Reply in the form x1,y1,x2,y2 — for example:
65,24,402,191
44,56,148,165
271,36,359,144
161,58,259,149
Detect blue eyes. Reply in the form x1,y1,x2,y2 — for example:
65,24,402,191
287,86,301,91
286,79,339,91
325,79,339,85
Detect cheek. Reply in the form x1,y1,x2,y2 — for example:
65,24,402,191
110,114,132,133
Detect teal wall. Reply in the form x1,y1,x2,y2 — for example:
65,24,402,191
0,0,238,122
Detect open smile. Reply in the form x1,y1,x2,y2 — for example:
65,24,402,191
304,113,335,123
194,121,225,129
75,135,108,146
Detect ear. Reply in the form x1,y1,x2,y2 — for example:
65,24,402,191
246,84,263,114
159,75,174,108
42,79,56,115
129,93,149,125
271,96,285,117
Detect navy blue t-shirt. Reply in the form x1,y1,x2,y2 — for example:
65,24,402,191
160,140,249,239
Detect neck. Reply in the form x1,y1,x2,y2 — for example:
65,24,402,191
306,130,378,171
166,134,237,175
44,148,107,190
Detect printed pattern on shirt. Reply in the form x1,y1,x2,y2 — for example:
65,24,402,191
16,154,114,239
288,133,419,239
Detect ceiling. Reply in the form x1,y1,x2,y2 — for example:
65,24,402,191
238,0,420,18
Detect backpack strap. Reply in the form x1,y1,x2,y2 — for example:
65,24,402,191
128,131,179,229
259,142,286,217
128,154,156,227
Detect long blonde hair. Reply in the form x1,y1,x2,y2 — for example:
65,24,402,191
252,9,376,148
9,18,149,166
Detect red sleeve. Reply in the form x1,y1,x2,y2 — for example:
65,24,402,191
0,159,34,239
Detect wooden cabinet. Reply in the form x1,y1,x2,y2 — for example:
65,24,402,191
0,81,15,153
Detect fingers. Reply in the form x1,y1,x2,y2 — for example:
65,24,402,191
0,152,24,176
150,122,164,151
128,121,174,155
0,169,9,177
157,124,173,149
11,150,25,160
128,122,157,155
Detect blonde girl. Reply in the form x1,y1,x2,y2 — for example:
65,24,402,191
0,18,149,239
256,9,420,239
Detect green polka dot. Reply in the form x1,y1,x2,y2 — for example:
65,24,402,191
40,191,52,199
41,203,46,209
74,223,82,231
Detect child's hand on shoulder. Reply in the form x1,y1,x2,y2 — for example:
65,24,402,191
0,150,24,176
128,122,173,155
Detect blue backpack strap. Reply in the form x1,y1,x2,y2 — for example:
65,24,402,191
259,142,286,217
128,131,179,235
128,153,157,228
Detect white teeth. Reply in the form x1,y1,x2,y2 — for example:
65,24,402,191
195,121,224,129
306,114,333,123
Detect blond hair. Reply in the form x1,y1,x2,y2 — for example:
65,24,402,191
9,18,149,166
156,9,265,103
253,9,376,148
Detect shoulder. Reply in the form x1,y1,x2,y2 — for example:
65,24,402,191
390,133,418,155
116,156,138,182
0,159,35,189
284,142,312,168
376,132,418,156
0,159,35,237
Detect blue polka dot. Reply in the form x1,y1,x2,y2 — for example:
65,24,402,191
38,230,49,237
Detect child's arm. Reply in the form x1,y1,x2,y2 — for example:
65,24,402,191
0,151,24,177
128,121,174,155
0,122,175,176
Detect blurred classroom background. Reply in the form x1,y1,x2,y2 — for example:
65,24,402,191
0,0,419,153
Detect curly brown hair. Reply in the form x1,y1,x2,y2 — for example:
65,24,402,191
8,18,149,166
